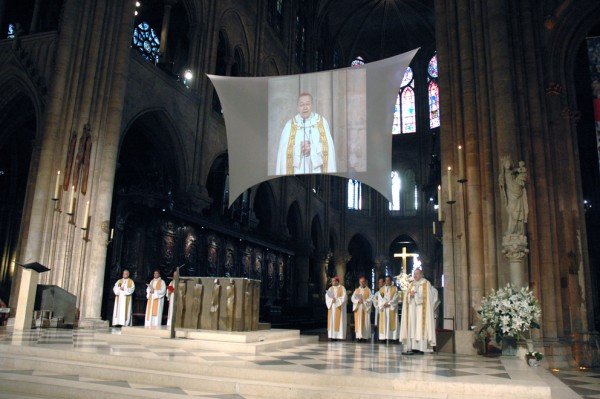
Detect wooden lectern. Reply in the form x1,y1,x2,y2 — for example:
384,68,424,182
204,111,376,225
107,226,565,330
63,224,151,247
14,262,50,331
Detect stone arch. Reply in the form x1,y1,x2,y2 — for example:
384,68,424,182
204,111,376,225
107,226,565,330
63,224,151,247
286,201,303,248
0,77,39,305
218,9,252,72
346,234,373,289
388,233,420,277
204,152,229,215
253,182,277,237
119,108,187,191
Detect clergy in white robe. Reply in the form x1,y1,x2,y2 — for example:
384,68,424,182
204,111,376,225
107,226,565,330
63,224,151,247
112,269,135,327
400,268,438,354
325,276,347,340
275,93,336,175
377,276,400,341
145,270,167,327
166,280,175,327
372,278,385,332
351,277,372,341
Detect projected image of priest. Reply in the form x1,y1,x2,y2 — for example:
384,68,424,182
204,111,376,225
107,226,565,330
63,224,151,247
275,93,337,175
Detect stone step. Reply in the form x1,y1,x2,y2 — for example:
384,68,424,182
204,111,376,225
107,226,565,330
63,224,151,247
0,344,552,399
96,330,317,354
119,326,297,343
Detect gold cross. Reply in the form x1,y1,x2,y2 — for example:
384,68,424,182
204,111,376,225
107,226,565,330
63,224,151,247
393,246,419,275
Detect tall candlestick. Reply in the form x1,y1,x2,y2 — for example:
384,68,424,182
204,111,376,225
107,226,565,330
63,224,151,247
109,228,114,240
53,171,61,200
458,145,466,182
432,221,436,235
447,166,453,202
437,185,442,221
69,185,76,214
82,201,90,229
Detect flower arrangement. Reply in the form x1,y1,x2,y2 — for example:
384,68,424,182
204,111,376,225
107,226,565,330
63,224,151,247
526,351,543,360
396,272,414,292
477,283,542,344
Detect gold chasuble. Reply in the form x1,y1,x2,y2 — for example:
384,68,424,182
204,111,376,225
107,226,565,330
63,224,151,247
399,278,438,352
377,285,399,340
325,285,347,339
352,287,372,339
112,278,135,326
145,278,167,327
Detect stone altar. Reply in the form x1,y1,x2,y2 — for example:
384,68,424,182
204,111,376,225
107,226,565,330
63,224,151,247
173,277,260,331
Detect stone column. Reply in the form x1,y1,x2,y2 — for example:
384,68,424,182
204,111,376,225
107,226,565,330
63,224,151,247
0,0,6,36
158,0,176,62
29,0,42,33
502,235,529,287
317,255,329,297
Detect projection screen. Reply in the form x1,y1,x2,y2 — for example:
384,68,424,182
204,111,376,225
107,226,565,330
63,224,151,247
208,49,419,206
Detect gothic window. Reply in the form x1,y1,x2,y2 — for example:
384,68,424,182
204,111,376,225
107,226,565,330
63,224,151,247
428,54,440,128
389,171,401,211
351,56,365,67
295,6,306,72
347,179,362,210
268,0,284,35
7,23,15,39
393,67,416,134
132,22,160,63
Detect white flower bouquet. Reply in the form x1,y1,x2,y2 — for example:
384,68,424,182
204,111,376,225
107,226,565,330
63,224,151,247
477,283,541,343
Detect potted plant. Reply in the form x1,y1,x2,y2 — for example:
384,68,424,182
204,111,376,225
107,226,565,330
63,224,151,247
525,351,543,367
477,283,542,356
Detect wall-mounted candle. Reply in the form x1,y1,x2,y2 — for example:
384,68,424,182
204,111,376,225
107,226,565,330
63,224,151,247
69,185,76,214
432,221,436,235
458,145,466,181
447,166,454,202
53,171,61,200
82,201,90,229
437,185,442,221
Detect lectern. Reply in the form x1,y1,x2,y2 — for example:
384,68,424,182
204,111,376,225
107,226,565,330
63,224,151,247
14,262,50,331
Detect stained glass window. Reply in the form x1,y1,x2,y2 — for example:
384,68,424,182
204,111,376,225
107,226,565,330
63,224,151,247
351,56,365,67
428,54,440,128
347,179,362,210
132,22,160,63
389,171,402,211
295,8,306,71
269,0,284,35
393,67,416,134
7,24,15,39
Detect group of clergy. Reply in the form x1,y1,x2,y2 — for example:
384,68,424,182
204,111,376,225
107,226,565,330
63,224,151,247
325,269,438,354
111,269,174,328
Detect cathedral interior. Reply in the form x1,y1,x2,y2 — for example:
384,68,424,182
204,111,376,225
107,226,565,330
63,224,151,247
0,0,600,365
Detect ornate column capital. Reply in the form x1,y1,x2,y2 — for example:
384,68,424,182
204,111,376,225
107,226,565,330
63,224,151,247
501,234,530,261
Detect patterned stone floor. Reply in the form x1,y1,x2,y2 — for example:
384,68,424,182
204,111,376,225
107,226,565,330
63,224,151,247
0,327,588,398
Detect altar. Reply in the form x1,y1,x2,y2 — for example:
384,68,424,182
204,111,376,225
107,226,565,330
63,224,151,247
173,276,261,331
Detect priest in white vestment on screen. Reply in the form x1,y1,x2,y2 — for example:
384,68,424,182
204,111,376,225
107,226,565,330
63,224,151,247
351,276,372,341
112,269,135,327
145,270,167,327
275,93,336,175
400,268,439,354
377,276,399,342
325,276,347,340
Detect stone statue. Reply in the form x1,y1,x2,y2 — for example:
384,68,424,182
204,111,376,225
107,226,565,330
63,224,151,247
226,279,236,331
499,156,528,236
210,279,221,330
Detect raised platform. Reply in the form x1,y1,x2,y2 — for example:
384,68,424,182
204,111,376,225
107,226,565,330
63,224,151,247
101,326,317,354
0,328,582,399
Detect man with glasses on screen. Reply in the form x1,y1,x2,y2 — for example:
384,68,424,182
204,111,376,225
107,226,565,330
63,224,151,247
275,92,337,175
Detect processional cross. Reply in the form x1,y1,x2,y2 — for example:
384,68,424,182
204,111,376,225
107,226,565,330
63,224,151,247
393,246,419,275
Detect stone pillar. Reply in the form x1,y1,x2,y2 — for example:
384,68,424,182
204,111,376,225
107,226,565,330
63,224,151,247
158,0,175,61
502,235,529,288
317,255,329,297
29,0,42,33
0,0,6,37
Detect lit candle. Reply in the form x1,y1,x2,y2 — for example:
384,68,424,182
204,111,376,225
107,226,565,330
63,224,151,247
53,171,61,200
109,228,114,240
458,145,465,181
432,221,436,235
437,185,442,221
447,166,453,202
69,185,76,214
82,201,90,229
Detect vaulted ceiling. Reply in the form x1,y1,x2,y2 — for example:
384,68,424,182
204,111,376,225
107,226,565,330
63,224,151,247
315,0,435,62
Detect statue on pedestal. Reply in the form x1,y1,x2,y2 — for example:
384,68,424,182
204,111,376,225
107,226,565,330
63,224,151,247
499,156,529,236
